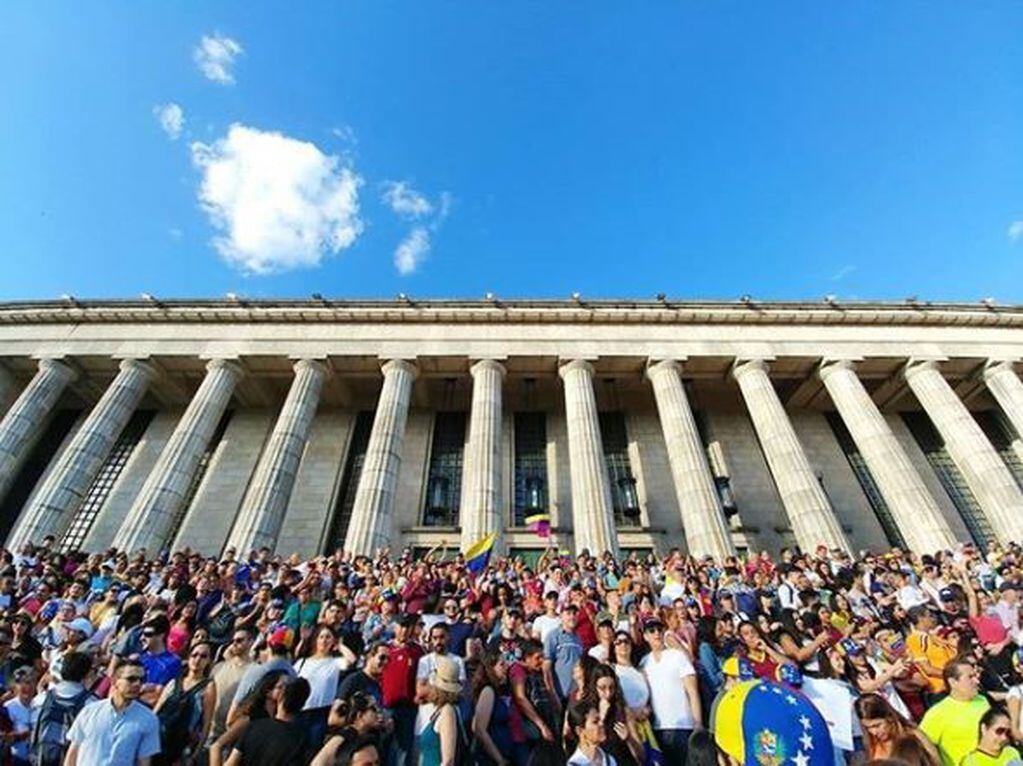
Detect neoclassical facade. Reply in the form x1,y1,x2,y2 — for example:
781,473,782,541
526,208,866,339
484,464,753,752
1,297,1023,560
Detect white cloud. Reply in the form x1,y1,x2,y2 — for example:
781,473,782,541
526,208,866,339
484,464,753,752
153,103,185,140
394,227,430,275
191,124,363,274
381,181,433,219
194,34,243,84
1008,221,1023,242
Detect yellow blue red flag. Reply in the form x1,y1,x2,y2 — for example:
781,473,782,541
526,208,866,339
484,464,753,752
464,533,496,575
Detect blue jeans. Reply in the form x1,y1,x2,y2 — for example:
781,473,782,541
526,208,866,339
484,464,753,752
656,728,692,765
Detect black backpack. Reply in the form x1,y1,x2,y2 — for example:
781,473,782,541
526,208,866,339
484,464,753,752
154,678,211,765
30,688,92,766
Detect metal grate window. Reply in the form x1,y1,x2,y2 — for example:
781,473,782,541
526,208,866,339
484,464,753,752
423,412,466,526
166,409,234,549
513,412,548,525
902,411,994,548
61,410,155,552
325,411,375,551
974,410,1023,491
599,412,640,526
825,412,907,548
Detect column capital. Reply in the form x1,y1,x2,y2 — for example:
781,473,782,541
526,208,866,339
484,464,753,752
730,357,772,380
902,358,946,381
35,357,78,382
982,360,1021,381
645,358,686,380
469,358,507,378
118,357,157,379
558,358,595,379
292,358,328,376
817,357,863,381
380,358,419,380
205,358,245,378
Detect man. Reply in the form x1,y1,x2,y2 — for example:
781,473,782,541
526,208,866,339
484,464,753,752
138,614,180,704
439,598,472,658
336,735,382,766
531,592,561,644
894,570,930,610
283,583,321,631
228,626,297,720
920,659,990,766
543,604,583,702
65,659,160,766
336,641,389,705
29,650,94,765
994,583,1023,644
415,623,466,702
381,613,423,766
777,565,803,612
486,605,525,666
225,676,312,765
208,627,256,743
905,605,957,698
510,639,559,754
639,617,701,765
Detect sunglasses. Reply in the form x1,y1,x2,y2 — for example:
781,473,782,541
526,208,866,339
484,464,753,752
614,638,631,645
142,630,158,637
121,674,145,683
993,726,1011,736
231,636,249,644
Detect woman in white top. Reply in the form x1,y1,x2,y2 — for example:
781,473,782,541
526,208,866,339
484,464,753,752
611,631,650,712
567,699,618,766
294,625,356,747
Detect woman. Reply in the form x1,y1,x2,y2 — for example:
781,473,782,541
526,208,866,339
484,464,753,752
470,647,513,766
167,600,198,656
153,640,216,766
209,670,288,766
611,631,649,713
844,642,911,719
566,700,617,766
295,625,356,748
415,655,463,766
855,693,938,763
695,616,724,715
737,621,786,680
961,707,1021,766
587,664,643,766
312,692,386,766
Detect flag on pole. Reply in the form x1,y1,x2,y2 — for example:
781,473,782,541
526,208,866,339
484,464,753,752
525,512,551,538
464,533,496,575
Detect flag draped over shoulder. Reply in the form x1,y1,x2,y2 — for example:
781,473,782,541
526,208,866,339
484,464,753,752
525,512,551,538
464,533,496,575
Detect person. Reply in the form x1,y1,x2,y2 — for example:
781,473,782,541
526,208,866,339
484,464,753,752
610,631,649,713
588,664,642,766
224,676,312,766
415,623,466,703
695,616,725,718
209,671,288,766
65,659,161,766
315,692,387,766
228,626,297,721
510,639,559,754
153,639,216,766
639,617,701,764
919,659,991,766
382,613,424,766
470,647,512,766
208,628,256,745
140,614,184,704
4,666,36,765
960,706,1021,766
414,655,463,766
566,699,617,766
336,735,383,766
27,651,94,766
855,693,939,762
906,605,957,700
543,604,584,702
338,641,389,705
296,624,356,748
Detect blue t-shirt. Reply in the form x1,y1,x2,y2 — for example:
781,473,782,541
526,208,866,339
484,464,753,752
543,628,583,701
140,650,182,686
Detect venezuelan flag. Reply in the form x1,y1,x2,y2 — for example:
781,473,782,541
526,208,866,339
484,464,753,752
525,512,551,538
464,533,496,575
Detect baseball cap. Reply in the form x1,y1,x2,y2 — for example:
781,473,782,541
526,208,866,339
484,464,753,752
642,617,664,632
595,611,614,627
939,587,957,602
67,617,94,638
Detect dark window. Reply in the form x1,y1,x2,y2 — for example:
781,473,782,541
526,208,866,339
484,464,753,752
325,411,375,551
166,409,234,549
902,411,994,548
423,412,466,527
599,412,641,526
513,412,548,525
0,409,81,544
60,410,156,552
825,412,907,548
974,410,1023,491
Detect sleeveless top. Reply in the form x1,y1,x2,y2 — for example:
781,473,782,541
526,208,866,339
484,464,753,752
417,703,450,766
476,690,513,766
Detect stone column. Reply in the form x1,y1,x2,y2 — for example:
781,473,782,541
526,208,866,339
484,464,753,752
646,360,734,558
559,360,618,556
9,358,155,548
343,359,418,555
0,359,77,506
0,365,17,415
982,362,1023,446
819,359,956,552
226,359,326,553
904,360,1023,541
115,359,244,553
732,358,850,552
460,359,506,552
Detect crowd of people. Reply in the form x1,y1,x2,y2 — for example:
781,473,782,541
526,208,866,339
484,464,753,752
1,533,1023,766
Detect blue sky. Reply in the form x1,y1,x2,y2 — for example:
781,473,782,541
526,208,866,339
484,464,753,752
1,3,1021,302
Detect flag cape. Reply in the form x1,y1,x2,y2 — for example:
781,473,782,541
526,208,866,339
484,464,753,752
464,533,496,575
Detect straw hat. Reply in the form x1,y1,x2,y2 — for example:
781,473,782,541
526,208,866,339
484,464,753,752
429,656,462,694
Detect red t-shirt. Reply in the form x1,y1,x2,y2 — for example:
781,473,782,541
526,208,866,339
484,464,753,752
381,641,423,708
970,614,1008,646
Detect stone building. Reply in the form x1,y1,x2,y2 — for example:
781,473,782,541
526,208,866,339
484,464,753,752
1,297,1023,562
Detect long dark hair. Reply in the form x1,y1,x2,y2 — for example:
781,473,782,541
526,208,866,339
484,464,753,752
238,669,286,720
695,616,719,651
471,646,508,704
583,663,626,724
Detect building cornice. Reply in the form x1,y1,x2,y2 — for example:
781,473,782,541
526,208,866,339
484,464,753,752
0,298,1020,328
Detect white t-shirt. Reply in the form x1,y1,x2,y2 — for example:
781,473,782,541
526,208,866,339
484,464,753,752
4,697,35,761
614,664,650,709
416,653,467,686
640,648,696,729
588,644,610,662
568,747,618,766
532,614,561,644
296,656,351,709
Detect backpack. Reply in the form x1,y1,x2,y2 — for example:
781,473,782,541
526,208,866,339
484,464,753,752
154,678,211,765
30,688,92,766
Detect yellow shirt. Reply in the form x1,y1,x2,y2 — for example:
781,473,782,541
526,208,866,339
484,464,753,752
919,695,990,766
906,629,957,692
960,746,1022,766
